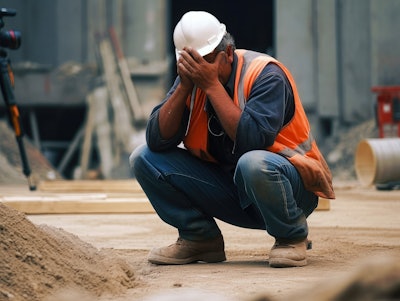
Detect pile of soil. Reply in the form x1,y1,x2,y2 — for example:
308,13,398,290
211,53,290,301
0,120,62,184
0,203,136,301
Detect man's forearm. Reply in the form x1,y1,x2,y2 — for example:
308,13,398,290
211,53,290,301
158,84,191,139
206,83,242,141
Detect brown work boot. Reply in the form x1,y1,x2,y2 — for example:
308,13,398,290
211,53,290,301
148,235,226,265
268,237,311,268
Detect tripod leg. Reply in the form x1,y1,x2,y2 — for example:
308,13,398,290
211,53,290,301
11,105,36,190
0,57,36,190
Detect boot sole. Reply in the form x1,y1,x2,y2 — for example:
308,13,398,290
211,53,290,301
269,257,307,268
148,251,226,265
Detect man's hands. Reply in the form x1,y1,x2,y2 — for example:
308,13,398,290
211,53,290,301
177,47,225,93
159,45,239,141
158,48,229,140
176,46,241,141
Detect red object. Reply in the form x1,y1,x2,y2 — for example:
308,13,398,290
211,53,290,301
371,86,400,138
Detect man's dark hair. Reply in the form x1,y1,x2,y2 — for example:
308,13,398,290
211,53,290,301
215,32,236,53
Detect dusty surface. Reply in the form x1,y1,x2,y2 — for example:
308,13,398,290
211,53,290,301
1,117,399,300
0,203,136,301
0,182,396,301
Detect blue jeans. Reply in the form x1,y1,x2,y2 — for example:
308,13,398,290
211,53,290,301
129,145,318,242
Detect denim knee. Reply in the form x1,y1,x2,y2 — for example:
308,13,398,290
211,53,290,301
129,143,148,176
235,150,269,182
234,150,297,209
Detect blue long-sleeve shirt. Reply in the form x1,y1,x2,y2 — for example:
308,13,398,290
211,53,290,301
146,53,294,171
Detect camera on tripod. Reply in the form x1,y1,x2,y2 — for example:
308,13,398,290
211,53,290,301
0,7,35,190
0,8,21,50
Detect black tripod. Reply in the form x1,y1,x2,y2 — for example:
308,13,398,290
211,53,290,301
0,8,36,190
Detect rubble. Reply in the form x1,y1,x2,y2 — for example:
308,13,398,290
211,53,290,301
322,119,378,182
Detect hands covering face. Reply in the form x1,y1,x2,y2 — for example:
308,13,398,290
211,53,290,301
176,47,226,92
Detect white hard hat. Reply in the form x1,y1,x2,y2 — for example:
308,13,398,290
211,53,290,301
173,11,226,60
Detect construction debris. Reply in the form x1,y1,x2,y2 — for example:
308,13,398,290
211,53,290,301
323,118,378,182
108,27,146,122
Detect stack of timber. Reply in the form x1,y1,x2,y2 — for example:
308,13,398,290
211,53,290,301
69,28,148,180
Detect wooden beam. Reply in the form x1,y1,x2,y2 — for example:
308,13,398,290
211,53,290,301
1,180,152,214
37,179,142,193
109,27,145,121
2,194,153,214
98,36,135,153
317,198,330,211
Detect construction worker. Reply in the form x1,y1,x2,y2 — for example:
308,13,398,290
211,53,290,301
129,11,335,268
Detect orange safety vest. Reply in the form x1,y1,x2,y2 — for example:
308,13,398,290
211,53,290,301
183,49,335,199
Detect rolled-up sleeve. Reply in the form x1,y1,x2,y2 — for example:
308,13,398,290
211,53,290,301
146,78,189,151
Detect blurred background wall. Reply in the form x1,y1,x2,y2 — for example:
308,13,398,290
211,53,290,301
0,0,399,178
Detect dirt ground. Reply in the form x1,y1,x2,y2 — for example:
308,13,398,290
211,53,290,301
1,118,399,301
1,181,398,301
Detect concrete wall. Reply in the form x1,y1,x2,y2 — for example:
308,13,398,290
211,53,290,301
275,0,400,138
370,0,400,85
2,0,400,128
0,0,169,66
0,0,170,111
338,0,372,124
0,0,85,66
276,0,316,111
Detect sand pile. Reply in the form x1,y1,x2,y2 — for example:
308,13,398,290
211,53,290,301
0,203,136,301
0,120,61,184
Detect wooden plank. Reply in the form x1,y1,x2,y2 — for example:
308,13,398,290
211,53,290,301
57,126,85,174
37,179,142,193
79,92,96,179
3,195,328,214
1,180,152,214
3,195,154,214
92,86,114,179
109,27,145,121
317,198,330,211
98,36,135,153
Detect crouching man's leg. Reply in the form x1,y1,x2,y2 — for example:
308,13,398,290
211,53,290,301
234,150,318,268
129,145,235,264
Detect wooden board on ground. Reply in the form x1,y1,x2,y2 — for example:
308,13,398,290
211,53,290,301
317,198,330,211
2,195,152,214
37,179,142,193
1,180,152,214
1,180,330,214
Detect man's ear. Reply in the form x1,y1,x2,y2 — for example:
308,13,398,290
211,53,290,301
215,46,234,65
225,45,234,63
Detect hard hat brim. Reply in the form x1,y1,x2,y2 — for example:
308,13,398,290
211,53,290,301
175,23,226,61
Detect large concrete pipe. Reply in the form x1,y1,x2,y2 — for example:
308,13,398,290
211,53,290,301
355,138,400,186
